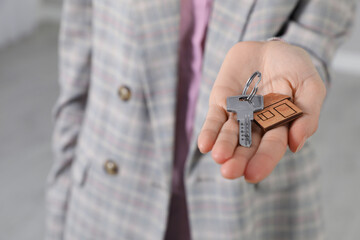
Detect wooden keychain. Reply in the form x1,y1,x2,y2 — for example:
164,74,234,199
253,93,303,132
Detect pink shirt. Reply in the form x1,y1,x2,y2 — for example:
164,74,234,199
164,0,213,239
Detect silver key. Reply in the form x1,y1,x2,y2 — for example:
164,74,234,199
227,94,264,147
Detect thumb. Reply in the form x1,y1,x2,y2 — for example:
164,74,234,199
288,74,326,152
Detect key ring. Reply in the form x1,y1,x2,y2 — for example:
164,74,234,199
242,71,262,102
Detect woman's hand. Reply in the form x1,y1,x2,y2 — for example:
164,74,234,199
197,41,326,183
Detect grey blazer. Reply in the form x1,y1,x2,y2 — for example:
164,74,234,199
46,0,355,239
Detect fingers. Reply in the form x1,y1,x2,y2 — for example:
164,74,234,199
198,83,243,154
220,125,262,179
288,74,326,152
198,104,228,153
213,124,288,182
244,126,288,183
211,113,239,163
288,114,314,152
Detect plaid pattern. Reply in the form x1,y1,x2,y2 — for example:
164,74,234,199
46,0,355,239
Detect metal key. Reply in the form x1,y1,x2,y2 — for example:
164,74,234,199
227,94,264,147
226,71,264,147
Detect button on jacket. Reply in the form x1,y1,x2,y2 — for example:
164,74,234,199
46,0,355,239
104,160,119,176
118,85,131,101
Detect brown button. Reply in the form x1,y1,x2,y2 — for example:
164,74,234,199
118,85,131,101
104,160,118,175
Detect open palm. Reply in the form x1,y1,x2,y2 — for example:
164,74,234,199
197,41,326,183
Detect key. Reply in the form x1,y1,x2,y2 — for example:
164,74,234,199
254,93,303,132
227,95,264,147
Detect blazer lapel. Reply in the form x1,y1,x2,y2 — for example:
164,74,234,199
186,0,257,178
137,0,180,185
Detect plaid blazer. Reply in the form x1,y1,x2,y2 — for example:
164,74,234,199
46,0,355,239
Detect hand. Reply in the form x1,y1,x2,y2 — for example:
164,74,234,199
197,41,326,183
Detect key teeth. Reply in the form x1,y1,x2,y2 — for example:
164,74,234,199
239,117,252,148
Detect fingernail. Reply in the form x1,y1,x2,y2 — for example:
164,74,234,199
296,138,306,153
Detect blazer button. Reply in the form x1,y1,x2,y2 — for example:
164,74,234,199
104,160,118,175
118,85,131,101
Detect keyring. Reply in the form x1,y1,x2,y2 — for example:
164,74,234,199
242,71,262,102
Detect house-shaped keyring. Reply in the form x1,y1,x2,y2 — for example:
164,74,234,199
254,93,303,132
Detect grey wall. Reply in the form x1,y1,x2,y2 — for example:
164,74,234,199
42,0,62,7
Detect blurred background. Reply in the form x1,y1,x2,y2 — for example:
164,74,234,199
0,1,359,239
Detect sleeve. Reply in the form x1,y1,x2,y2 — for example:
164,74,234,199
45,0,92,238
278,0,356,87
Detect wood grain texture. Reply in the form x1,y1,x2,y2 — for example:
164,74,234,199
254,93,303,132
